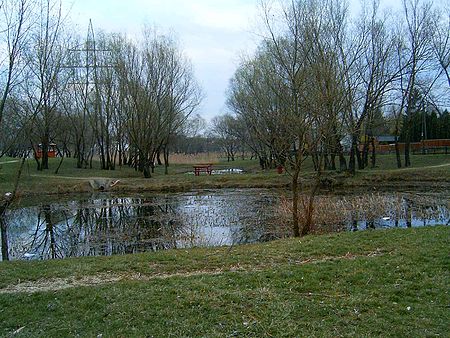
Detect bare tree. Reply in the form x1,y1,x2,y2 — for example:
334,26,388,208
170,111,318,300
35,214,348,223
431,5,450,88
0,0,33,143
155,35,202,174
397,0,435,167
229,0,350,236
211,115,239,162
59,32,94,169
22,0,68,170
359,2,402,169
116,30,201,178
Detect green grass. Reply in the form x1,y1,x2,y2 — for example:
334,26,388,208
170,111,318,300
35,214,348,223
366,153,449,170
0,157,291,197
0,226,448,337
0,154,448,198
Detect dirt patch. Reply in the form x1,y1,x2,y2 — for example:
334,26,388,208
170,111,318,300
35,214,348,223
0,273,122,294
0,250,385,294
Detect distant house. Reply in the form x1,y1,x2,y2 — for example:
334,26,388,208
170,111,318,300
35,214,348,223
34,143,57,159
375,135,398,144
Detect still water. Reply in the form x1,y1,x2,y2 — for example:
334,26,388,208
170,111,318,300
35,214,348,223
1,189,280,260
0,188,448,260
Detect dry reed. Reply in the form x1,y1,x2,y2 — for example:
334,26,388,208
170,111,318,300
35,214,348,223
169,152,221,164
279,192,448,234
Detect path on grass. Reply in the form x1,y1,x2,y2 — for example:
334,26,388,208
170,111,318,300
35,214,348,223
0,250,385,294
399,162,450,170
29,174,120,181
0,160,19,164
26,162,450,180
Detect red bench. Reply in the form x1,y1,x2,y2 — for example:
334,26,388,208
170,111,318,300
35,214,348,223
193,163,213,176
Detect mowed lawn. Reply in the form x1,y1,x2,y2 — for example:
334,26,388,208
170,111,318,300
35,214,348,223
0,226,448,337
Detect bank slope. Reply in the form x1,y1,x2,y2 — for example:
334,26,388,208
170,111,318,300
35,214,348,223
0,226,448,337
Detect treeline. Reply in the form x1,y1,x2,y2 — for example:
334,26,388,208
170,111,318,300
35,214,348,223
400,110,450,142
0,0,201,177
219,0,449,236
219,0,449,175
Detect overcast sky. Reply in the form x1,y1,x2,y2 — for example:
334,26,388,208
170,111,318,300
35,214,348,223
66,0,405,122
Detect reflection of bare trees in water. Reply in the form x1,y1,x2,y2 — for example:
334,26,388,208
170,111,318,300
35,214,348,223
280,193,449,233
18,197,182,259
3,192,279,260
28,204,68,259
6,190,443,260
174,191,280,247
3,191,281,260
66,197,182,257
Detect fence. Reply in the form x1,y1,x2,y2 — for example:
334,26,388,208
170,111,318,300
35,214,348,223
375,139,450,155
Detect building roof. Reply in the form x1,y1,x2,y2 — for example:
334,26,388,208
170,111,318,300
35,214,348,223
376,135,398,142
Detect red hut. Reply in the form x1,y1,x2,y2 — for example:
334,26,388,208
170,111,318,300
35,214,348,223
35,143,57,159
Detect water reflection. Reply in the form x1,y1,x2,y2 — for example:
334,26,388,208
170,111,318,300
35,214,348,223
346,193,449,231
0,189,448,261
1,189,279,261
278,190,449,234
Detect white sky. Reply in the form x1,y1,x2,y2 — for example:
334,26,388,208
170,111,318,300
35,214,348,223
66,0,406,122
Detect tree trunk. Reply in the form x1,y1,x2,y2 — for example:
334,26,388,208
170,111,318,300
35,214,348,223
337,141,347,172
259,156,265,170
371,137,376,168
99,138,106,170
330,153,336,171
292,167,301,237
34,155,42,171
0,217,9,261
54,155,64,175
349,136,357,175
89,150,94,169
164,146,169,175
312,152,319,171
395,140,402,168
30,141,42,170
405,140,411,167
76,140,83,169
301,156,322,236
362,140,369,169
157,150,162,166
143,164,151,178
118,143,123,167
356,146,363,170
324,153,331,171
301,186,319,237
41,135,49,170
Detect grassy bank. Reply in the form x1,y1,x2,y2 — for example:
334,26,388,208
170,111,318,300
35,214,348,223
0,226,448,337
0,154,449,197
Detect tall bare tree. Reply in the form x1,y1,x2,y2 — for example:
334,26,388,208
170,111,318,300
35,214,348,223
229,0,350,236
0,0,33,153
22,0,68,170
397,0,435,167
431,5,450,88
115,30,201,178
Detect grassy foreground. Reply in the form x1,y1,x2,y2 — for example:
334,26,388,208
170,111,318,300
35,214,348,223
0,226,448,337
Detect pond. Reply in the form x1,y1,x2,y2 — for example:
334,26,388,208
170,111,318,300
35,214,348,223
0,188,448,261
